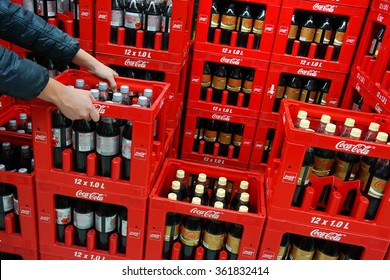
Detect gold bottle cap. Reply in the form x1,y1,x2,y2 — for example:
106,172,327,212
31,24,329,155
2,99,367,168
191,197,201,205
368,122,380,132
171,180,181,191
320,114,331,124
344,118,355,127
376,132,388,142
218,176,227,186
195,184,204,194
214,201,224,209
325,123,336,134
239,180,249,191
299,119,310,129
240,192,250,202
198,173,207,182
167,193,177,201
351,128,362,138
297,110,308,120
238,205,249,213
176,169,185,179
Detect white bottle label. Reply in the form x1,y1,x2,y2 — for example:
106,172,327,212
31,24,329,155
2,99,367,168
52,127,72,147
111,10,124,27
73,131,95,152
73,210,94,229
146,15,161,32
121,219,127,237
13,198,19,215
56,207,71,225
96,135,119,156
2,194,14,212
47,0,56,17
95,213,117,233
121,138,132,159
124,12,143,29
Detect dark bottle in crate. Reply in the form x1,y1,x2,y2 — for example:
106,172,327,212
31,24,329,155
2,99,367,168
7,119,17,132
314,17,332,59
315,114,331,134
219,3,237,45
218,122,233,157
299,78,317,104
200,63,211,101
55,195,72,243
284,76,301,101
288,235,315,260
209,188,228,209
225,205,248,260
121,120,133,180
191,184,208,206
202,201,226,260
242,70,254,107
230,180,249,210
169,181,184,201
19,113,29,132
298,14,315,57
19,145,33,173
72,0,80,38
232,124,243,159
273,75,286,112
95,202,118,250
73,199,94,246
339,244,363,260
235,5,253,48
52,108,72,169
230,192,249,211
1,142,17,172
315,81,330,106
125,0,143,46
193,118,204,153
252,9,265,50
262,129,275,164
35,0,57,20
211,65,227,103
315,183,332,212
174,170,188,201
277,233,291,260
226,67,242,106
23,0,35,12
313,240,340,260
96,116,120,177
285,13,299,55
72,120,96,173
368,26,385,58
188,173,207,200
208,1,220,43
143,0,161,49
203,119,218,155
98,82,110,102
352,95,363,112
161,0,172,50
339,118,355,138
331,19,347,61
0,164,14,231
364,144,390,220
57,0,70,13
163,193,182,259
179,197,203,260
313,123,336,177
13,170,25,233
118,206,127,254
294,110,307,128
111,0,125,44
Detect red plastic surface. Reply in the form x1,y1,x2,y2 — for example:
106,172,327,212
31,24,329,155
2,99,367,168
95,0,194,64
145,158,266,260
272,0,366,73
0,96,15,115
0,105,32,140
372,0,390,13
181,107,257,170
31,70,173,197
267,100,390,239
386,246,390,260
258,217,389,260
0,39,10,49
0,245,39,260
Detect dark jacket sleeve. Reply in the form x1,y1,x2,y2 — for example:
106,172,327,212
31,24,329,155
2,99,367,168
0,0,80,65
0,45,49,100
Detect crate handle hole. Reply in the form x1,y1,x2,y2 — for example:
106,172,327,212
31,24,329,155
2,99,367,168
288,166,291,168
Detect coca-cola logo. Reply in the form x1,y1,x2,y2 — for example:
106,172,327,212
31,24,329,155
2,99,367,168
98,11,108,21
20,207,31,217
40,214,51,223
261,251,275,260
243,140,251,145
310,229,345,241
220,57,242,65
355,83,361,92
198,15,208,24
129,230,141,239
76,190,106,201
335,141,373,155
94,104,109,114
345,36,356,45
379,3,389,11
185,131,192,136
255,143,263,149
190,208,223,219
242,248,256,257
328,99,338,106
172,21,183,31
375,103,383,113
124,59,148,68
134,148,147,160
279,26,289,35
297,68,319,77
253,87,261,93
282,172,297,183
192,76,200,83
34,131,47,143
212,114,231,121
264,24,274,33
80,9,90,18
377,14,384,22
149,232,161,241
312,3,336,12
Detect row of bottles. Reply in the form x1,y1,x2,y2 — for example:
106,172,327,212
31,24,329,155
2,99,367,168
55,196,128,253
193,118,244,158
207,1,266,49
273,74,331,112
110,0,173,50
0,143,34,174
278,233,363,260
0,112,32,135
109,65,165,82
286,11,348,61
200,63,254,107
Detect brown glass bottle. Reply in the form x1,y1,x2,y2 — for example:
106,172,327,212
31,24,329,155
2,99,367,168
314,17,332,59
55,195,72,243
313,123,336,177
277,233,291,260
219,4,237,45
211,65,227,103
285,13,299,54
313,240,340,260
299,78,317,104
287,235,315,260
225,205,248,260
193,118,205,153
73,199,94,247
208,1,220,43
200,63,211,101
163,193,182,259
242,70,254,107
218,122,233,157
236,6,253,48
252,9,265,49
298,14,315,57
226,68,242,106
273,75,286,112
284,76,301,101
203,120,218,155
232,124,244,158
332,19,347,61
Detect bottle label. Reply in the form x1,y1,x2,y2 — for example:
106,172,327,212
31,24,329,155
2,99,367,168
313,156,334,177
96,135,119,156
52,128,71,147
367,177,388,199
1,193,14,212
369,38,377,55
36,1,44,16
164,224,180,242
299,89,309,102
13,198,19,215
220,15,237,31
313,250,338,260
146,15,161,32
73,131,95,152
124,12,143,29
226,78,242,92
218,132,232,145
237,18,253,33
314,29,332,44
252,19,264,35
334,158,359,181
333,31,345,46
289,244,314,260
121,219,127,237
264,139,270,151
212,76,227,90
276,85,285,98
121,138,132,160
73,211,94,230
56,207,71,225
352,102,362,111
284,86,300,100
299,27,315,42
309,90,317,103
111,10,124,27
95,213,118,233
233,134,242,147
161,16,171,33
242,80,253,94
225,233,241,254
202,231,225,250
356,162,371,191
288,24,298,40
277,245,288,260
297,166,312,185
210,13,220,28
320,92,328,105
47,0,56,17
374,42,382,57
323,30,332,44
202,74,212,87
73,3,79,20
194,128,204,140
179,227,201,247
204,130,217,143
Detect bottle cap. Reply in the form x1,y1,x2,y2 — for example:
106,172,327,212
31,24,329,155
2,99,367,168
368,122,380,132
9,119,17,126
90,89,99,99
27,122,32,129
297,110,308,120
0,127,6,131
120,85,129,94
218,177,227,186
239,180,249,191
214,201,224,209
19,113,28,120
376,132,388,142
98,81,108,91
138,96,148,107
197,173,207,182
344,118,355,127
112,92,123,103
191,197,201,205
2,142,11,149
240,192,250,202
143,89,153,98
350,128,362,138
176,169,185,179
17,130,26,134
216,188,226,198
21,145,30,152
325,123,336,134
195,184,204,194
0,164,5,171
18,168,28,174
167,193,177,201
320,114,331,124
238,205,249,213
75,79,85,88
171,180,180,191
299,119,310,129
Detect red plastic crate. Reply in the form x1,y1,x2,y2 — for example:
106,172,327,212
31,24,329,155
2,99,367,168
145,158,266,260
187,50,269,119
167,103,184,159
272,0,366,73
258,216,389,260
95,0,194,64
0,39,11,49
0,96,15,115
35,179,147,260
0,245,39,260
304,0,370,8
181,107,257,170
194,0,281,62
372,0,390,13
31,70,173,197
386,246,390,260
260,62,347,120
267,100,390,239
0,105,32,139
